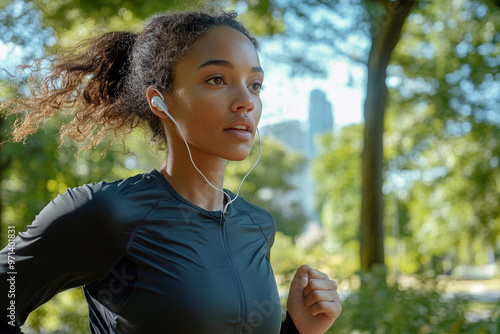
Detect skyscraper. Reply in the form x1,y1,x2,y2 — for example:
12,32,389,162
308,89,334,158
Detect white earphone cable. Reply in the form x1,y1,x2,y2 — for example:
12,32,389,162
224,128,262,212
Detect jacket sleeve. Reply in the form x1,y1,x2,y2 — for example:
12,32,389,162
0,184,126,331
281,311,300,334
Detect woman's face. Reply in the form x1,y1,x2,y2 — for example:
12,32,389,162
164,26,263,162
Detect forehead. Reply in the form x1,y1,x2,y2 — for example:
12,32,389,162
181,26,260,69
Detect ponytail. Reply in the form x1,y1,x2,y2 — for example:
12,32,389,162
80,32,136,107
2,31,140,150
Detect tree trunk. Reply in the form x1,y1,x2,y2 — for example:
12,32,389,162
360,0,415,271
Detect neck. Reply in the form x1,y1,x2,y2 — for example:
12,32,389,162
159,147,227,212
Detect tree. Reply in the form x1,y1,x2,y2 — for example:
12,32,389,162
384,0,500,272
359,0,415,271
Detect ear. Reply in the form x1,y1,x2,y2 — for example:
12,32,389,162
146,86,170,119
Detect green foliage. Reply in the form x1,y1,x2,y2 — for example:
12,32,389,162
0,0,52,62
271,231,306,277
225,0,286,36
24,289,88,333
7,0,286,53
330,273,499,334
384,0,500,271
30,0,205,49
313,124,364,275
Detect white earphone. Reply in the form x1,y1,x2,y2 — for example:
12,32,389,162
149,87,262,213
151,89,174,122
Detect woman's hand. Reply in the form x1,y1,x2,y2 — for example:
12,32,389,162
287,264,342,334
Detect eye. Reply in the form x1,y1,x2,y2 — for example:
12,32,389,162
250,82,264,94
207,76,225,85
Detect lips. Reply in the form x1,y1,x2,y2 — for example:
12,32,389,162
224,118,254,133
224,118,254,141
232,125,249,130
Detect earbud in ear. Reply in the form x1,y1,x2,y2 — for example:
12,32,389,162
151,95,166,110
150,88,174,121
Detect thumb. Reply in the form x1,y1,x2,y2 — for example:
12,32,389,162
300,275,308,288
293,264,311,289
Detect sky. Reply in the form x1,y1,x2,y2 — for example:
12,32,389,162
0,42,21,67
259,54,365,128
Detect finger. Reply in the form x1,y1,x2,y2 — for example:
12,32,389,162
294,265,329,289
303,278,337,297
306,267,330,280
309,300,342,320
303,289,338,309
305,278,337,292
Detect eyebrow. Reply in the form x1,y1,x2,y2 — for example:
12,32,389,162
198,59,264,75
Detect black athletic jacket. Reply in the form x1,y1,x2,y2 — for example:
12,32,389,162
0,170,299,333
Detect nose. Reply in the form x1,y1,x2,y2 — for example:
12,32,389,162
230,85,254,113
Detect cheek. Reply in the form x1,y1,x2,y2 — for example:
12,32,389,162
183,99,226,141
189,88,223,110
174,90,220,123
190,99,224,127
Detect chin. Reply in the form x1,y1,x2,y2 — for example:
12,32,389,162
224,147,252,162
226,152,251,162
222,141,256,161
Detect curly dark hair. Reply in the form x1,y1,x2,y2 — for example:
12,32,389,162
1,11,258,150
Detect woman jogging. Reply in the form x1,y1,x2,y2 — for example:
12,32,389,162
0,11,341,334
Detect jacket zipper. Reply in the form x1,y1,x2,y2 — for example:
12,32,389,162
220,212,246,333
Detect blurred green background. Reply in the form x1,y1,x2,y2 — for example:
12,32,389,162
0,0,499,333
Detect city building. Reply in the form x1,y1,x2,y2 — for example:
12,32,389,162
259,89,334,227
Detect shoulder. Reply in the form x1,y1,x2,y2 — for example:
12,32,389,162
47,172,161,217
34,171,167,246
